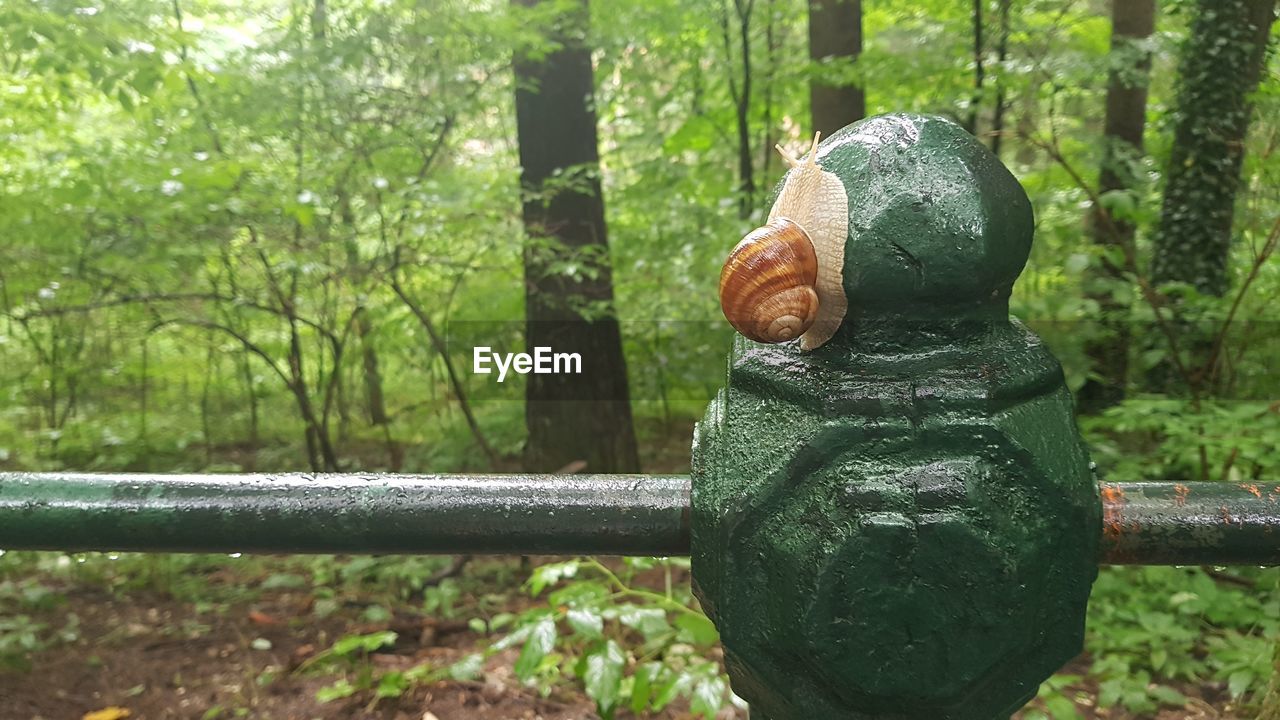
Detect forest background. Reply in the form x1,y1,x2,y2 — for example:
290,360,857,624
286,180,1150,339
1,0,1280,718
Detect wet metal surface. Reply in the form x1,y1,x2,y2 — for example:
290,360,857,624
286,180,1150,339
0,472,691,556
1100,481,1280,565
692,113,1099,720
4,473,1278,567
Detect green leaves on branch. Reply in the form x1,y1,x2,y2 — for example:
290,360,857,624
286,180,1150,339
497,557,732,719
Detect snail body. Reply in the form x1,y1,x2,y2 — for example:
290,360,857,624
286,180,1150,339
718,133,850,351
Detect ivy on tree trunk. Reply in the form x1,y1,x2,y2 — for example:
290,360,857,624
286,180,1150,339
1152,0,1277,296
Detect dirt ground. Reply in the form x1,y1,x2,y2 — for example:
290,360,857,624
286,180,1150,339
0,559,747,720
0,545,1248,720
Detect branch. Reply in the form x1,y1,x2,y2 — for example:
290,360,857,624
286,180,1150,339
149,317,292,390
1203,213,1280,385
1018,128,1199,396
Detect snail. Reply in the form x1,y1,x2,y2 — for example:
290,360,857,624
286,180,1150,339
719,132,850,351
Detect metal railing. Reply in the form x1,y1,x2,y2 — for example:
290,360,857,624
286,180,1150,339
3,472,1278,566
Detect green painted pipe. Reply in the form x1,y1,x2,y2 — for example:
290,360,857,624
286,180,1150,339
1099,480,1280,566
0,472,690,556
2,473,1279,566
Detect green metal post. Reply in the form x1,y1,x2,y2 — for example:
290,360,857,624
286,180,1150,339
693,113,1098,720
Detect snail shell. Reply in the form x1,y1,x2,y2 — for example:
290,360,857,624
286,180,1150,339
719,218,819,343
719,132,851,350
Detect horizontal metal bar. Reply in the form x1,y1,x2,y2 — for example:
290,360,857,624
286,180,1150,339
1099,481,1280,566
0,472,691,556
3,474,1278,566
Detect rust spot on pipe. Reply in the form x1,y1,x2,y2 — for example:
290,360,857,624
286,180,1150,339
1221,506,1234,526
1242,484,1262,499
1174,483,1190,507
1101,485,1128,540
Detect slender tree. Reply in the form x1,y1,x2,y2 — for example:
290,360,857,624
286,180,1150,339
808,0,865,137
989,0,1011,157
1151,0,1277,295
720,0,758,217
1077,0,1157,414
513,0,640,473
966,0,985,135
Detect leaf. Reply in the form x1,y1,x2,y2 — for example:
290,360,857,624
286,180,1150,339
566,608,604,638
582,640,626,717
513,617,556,681
1139,348,1167,371
1044,695,1081,719
375,671,409,699
690,673,728,718
674,613,719,646
1064,253,1090,275
316,679,356,703
1228,669,1254,699
548,580,609,607
83,709,131,720
1148,684,1188,706
617,605,669,640
652,667,691,711
1098,189,1137,220
449,653,484,681
331,630,397,656
629,661,660,713
527,561,579,596
1149,647,1166,670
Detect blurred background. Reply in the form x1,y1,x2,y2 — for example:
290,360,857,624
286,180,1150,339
0,0,1278,718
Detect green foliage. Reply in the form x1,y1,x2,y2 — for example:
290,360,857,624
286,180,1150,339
1084,566,1280,712
0,571,78,672
0,0,1275,475
1085,395,1280,482
300,628,485,705
484,558,734,718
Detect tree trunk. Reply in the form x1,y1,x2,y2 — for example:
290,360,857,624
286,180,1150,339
966,0,985,135
239,348,258,471
807,0,865,138
356,309,388,427
761,0,781,176
989,0,1011,158
731,0,757,217
139,333,149,451
1077,0,1156,415
1151,0,1277,296
513,0,641,474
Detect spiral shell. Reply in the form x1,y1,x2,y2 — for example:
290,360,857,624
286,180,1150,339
719,218,820,344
